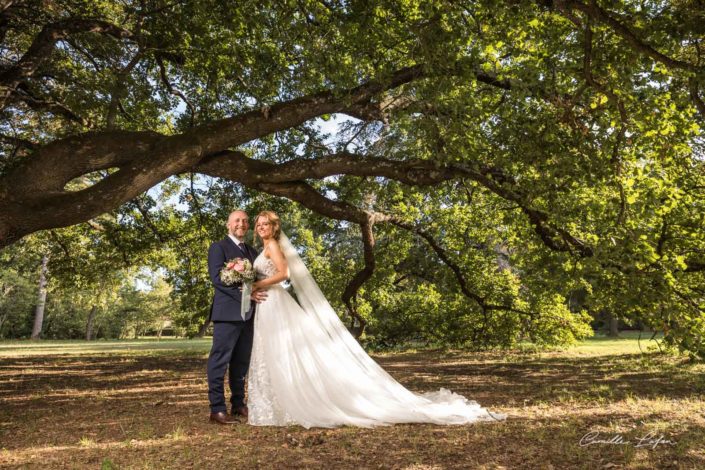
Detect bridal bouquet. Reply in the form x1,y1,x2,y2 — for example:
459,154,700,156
219,258,255,286
220,258,256,319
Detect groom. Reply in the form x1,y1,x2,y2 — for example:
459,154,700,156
206,209,266,424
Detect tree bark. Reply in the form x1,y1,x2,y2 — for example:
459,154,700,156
85,304,97,340
30,254,49,339
195,310,211,338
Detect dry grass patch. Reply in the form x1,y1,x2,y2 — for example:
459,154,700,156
0,336,702,469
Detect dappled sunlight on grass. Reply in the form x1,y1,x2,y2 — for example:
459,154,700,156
0,336,703,468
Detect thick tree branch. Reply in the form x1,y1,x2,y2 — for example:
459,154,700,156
0,65,425,246
198,149,596,322
0,54,558,248
195,150,593,257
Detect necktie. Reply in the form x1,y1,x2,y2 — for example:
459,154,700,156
238,242,249,260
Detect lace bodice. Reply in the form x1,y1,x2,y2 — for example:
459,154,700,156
254,254,278,280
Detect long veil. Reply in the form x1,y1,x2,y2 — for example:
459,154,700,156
276,232,506,424
280,232,404,379
278,232,378,366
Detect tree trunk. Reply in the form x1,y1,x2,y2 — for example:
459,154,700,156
85,305,97,340
30,254,49,339
195,313,210,338
607,313,620,337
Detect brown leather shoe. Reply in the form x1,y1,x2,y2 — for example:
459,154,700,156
210,411,236,425
232,405,248,419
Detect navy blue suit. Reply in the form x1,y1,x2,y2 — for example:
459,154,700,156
206,236,258,413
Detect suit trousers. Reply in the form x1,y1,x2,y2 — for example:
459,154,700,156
207,319,254,413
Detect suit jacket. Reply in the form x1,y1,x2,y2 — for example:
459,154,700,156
208,237,258,322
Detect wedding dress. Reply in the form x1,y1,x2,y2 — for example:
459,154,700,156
247,234,506,428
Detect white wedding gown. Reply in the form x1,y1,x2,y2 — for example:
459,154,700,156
247,239,506,428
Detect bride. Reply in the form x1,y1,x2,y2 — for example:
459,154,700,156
247,210,506,428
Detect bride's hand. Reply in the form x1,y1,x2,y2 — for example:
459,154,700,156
252,281,264,290
251,289,268,303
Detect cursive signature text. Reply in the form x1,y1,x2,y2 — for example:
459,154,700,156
579,431,676,450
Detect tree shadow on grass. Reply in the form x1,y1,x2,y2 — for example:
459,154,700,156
375,351,705,403
2,413,702,469
0,350,703,468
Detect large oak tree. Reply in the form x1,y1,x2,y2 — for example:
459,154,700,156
1,0,704,354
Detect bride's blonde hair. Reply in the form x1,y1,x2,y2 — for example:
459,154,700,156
254,210,282,245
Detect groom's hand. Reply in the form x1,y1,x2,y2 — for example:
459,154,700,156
251,289,268,303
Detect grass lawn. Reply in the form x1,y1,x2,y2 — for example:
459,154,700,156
0,333,703,469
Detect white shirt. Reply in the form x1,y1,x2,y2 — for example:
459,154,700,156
228,234,246,246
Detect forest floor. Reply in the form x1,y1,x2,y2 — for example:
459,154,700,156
0,333,703,469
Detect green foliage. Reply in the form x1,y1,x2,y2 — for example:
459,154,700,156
0,266,36,338
1,1,704,355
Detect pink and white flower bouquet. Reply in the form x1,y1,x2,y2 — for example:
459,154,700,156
219,258,256,286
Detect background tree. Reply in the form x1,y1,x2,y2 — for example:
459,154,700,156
0,265,35,337
29,253,48,339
